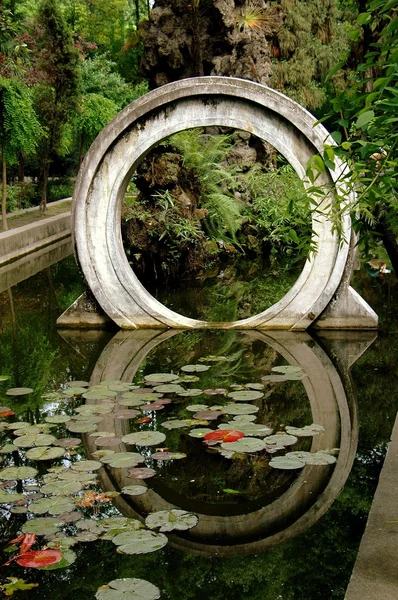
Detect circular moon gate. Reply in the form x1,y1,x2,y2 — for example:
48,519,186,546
83,329,358,557
73,76,371,330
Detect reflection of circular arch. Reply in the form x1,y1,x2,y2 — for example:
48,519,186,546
84,329,358,557
73,77,354,330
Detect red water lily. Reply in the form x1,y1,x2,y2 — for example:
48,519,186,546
9,533,36,554
204,430,244,444
16,549,63,568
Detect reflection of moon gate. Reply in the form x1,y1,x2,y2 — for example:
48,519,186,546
81,329,371,557
71,77,377,330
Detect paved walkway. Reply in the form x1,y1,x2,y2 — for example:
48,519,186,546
345,412,398,599
0,198,71,231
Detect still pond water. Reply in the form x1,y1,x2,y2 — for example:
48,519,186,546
0,247,397,600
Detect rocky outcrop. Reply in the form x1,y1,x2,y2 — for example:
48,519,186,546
139,0,282,88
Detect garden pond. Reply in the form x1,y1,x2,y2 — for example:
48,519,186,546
0,245,397,600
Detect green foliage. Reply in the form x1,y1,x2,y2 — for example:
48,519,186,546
80,55,146,111
171,128,244,240
309,0,398,269
76,93,118,152
35,0,80,156
244,164,314,256
0,77,42,164
270,0,351,110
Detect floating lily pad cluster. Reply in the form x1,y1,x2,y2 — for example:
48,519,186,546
0,360,337,596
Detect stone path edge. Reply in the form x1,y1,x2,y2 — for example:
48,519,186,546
344,412,398,600
0,209,71,267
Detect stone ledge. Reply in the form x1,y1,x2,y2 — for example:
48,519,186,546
0,212,71,266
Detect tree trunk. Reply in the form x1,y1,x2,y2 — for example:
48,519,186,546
375,216,398,277
191,2,204,77
1,135,8,232
40,160,50,214
18,154,24,183
135,0,140,23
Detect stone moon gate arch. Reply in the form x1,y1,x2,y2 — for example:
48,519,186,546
71,77,377,330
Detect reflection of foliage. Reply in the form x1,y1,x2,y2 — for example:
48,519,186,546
0,322,58,413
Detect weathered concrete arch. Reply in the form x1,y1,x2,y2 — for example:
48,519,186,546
72,77,377,330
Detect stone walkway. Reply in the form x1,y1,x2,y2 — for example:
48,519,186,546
345,413,398,599
0,198,71,231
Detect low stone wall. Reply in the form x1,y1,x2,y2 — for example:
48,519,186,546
0,211,71,267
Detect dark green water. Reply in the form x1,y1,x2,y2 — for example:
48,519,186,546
0,254,397,600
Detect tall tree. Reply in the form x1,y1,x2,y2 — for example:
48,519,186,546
0,78,42,230
34,0,80,213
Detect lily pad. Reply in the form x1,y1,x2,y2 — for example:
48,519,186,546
25,446,66,461
289,451,337,465
83,390,117,399
265,434,298,447
29,496,75,515
121,432,166,446
177,375,200,383
73,414,104,424
66,380,89,387
71,460,103,472
194,408,224,420
220,423,272,437
273,365,302,373
269,455,305,470
145,509,198,532
96,578,160,600
285,424,325,437
144,373,179,383
0,466,38,480
261,374,289,383
162,419,208,430
153,384,185,394
22,517,62,536
112,529,168,555
41,480,82,495
0,443,18,453
53,438,82,448
102,452,144,469
6,387,34,396
220,437,266,453
14,433,57,448
94,437,122,447
227,390,264,401
113,409,141,419
188,428,212,438
121,485,148,496
63,387,87,397
181,364,210,373
177,389,203,397
45,415,72,424
232,415,256,422
0,375,9,381
127,468,156,479
67,421,98,433
0,490,25,503
108,384,132,392
140,403,165,412
222,403,259,415
203,388,227,395
76,403,114,414
118,396,145,407
151,452,186,460
185,404,209,412
246,383,265,391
